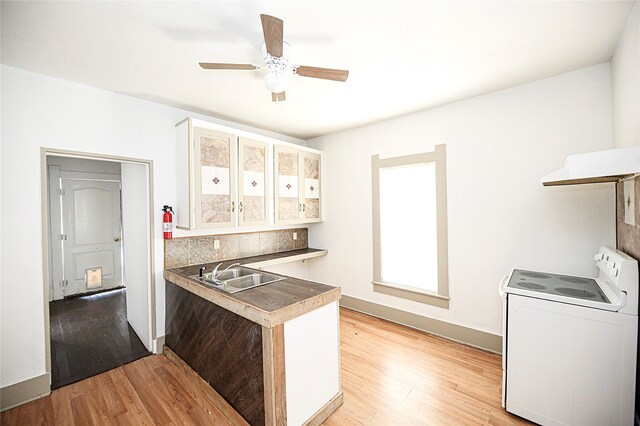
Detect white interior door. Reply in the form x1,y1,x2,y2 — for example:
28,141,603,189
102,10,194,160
48,165,64,301
61,178,123,297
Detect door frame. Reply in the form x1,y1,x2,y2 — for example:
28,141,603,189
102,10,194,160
40,148,157,385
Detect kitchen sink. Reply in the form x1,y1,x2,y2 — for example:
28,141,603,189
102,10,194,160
191,267,285,294
214,267,254,281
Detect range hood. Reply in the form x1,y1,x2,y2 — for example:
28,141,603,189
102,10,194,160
541,146,640,186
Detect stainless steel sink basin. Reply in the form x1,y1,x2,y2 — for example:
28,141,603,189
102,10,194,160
224,273,284,291
215,267,254,281
191,267,285,294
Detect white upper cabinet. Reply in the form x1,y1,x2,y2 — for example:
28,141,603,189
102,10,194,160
275,145,322,224
275,145,301,223
176,119,237,229
194,127,237,228
301,151,322,221
176,118,322,230
238,137,269,226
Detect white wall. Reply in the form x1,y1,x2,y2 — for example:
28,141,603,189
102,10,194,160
121,162,152,351
261,261,311,280
307,64,616,337
612,1,640,149
0,65,307,388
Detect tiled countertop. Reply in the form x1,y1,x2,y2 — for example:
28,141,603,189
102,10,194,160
163,248,340,328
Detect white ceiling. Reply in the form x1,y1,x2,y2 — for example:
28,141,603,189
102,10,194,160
1,1,635,139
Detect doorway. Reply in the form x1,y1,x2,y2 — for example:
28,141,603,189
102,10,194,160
43,151,156,390
48,158,124,299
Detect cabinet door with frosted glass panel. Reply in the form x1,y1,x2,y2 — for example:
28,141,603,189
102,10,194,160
302,152,321,221
194,127,237,228
275,145,322,224
239,138,268,226
275,145,301,223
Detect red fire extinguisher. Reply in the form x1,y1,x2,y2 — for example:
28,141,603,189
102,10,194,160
162,205,174,239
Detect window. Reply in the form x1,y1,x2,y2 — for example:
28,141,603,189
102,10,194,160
371,144,449,308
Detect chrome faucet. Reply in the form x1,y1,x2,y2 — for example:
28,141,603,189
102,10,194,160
225,263,241,271
210,262,241,284
211,263,223,282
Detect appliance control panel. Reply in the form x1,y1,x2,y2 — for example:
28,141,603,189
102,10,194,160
595,246,638,315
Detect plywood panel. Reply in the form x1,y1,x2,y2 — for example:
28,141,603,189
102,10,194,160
165,281,265,425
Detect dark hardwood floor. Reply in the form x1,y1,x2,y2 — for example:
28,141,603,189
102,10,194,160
49,288,150,389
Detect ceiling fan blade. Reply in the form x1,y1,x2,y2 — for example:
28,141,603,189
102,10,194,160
260,14,283,57
199,63,258,70
271,92,286,102
295,66,349,82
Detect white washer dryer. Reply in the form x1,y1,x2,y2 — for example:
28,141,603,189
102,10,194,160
500,246,638,426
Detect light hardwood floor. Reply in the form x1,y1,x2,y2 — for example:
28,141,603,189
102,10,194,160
1,308,529,425
329,308,529,425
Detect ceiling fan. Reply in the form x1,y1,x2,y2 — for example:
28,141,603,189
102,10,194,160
199,14,349,102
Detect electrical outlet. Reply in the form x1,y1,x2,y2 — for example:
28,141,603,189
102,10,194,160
293,232,297,240
214,239,220,250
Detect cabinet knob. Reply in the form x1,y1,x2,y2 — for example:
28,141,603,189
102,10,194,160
239,202,244,213
231,201,235,213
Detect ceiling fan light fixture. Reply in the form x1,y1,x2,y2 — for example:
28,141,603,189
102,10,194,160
264,70,288,93
198,15,349,101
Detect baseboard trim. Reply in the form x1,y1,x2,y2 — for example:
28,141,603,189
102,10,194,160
0,373,51,412
340,295,501,353
303,391,344,426
154,335,166,354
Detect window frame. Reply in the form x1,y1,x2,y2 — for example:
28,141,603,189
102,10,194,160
371,144,449,309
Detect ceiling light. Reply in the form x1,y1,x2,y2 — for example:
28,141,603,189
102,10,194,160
264,70,288,93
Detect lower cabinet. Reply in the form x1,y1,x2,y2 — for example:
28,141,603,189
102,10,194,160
165,281,341,425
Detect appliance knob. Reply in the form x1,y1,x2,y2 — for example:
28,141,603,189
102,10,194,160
607,261,616,269
594,253,604,261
